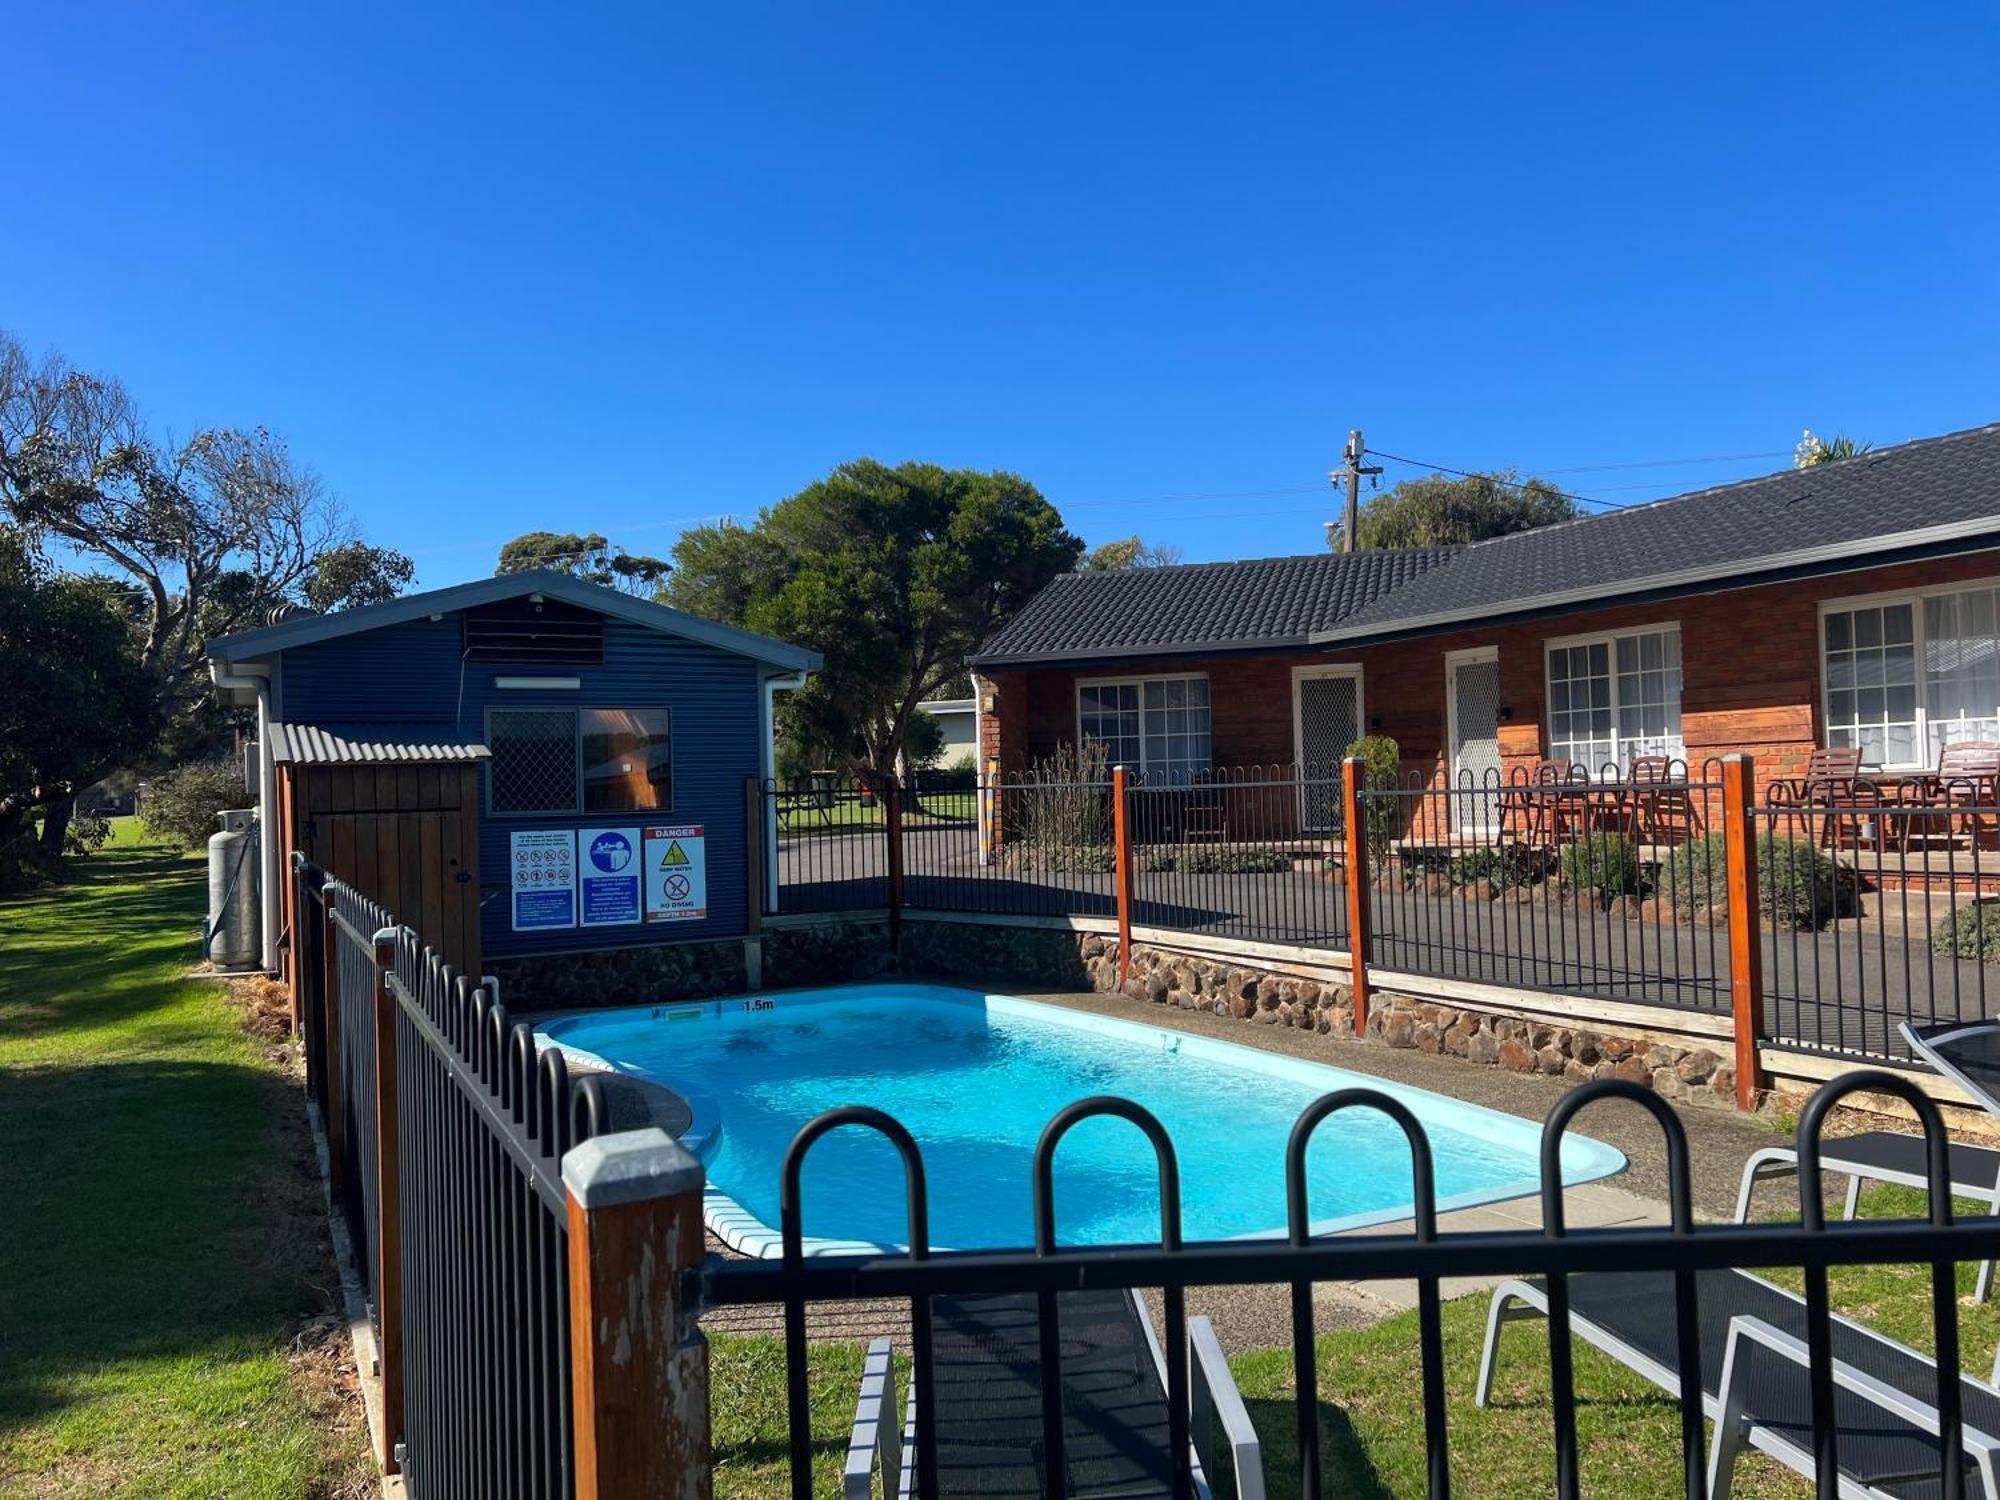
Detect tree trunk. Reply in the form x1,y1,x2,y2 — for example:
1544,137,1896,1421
38,799,73,857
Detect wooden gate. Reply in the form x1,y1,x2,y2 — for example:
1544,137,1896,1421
283,762,482,974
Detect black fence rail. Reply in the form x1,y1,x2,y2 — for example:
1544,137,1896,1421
903,772,1119,922
1358,762,1731,1014
1127,764,1348,948
702,1072,1996,1500
327,875,392,1317
387,925,602,1498
764,775,892,914
1760,789,2000,1064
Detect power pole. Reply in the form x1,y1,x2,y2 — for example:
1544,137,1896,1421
1331,429,1382,554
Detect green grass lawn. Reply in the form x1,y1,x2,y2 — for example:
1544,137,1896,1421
0,826,374,1497
710,1190,1996,1498
775,791,976,837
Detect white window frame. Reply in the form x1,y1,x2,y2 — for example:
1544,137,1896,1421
1074,672,1212,780
1542,621,1684,775
1290,663,1366,769
1819,575,2000,771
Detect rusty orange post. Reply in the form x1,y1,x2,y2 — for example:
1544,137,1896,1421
1341,757,1373,1035
565,1129,712,1499
1113,765,1134,983
1722,754,1766,1111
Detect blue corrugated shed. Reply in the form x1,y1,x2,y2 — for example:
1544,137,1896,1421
236,576,808,961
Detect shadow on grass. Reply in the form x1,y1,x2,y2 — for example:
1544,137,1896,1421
1234,1395,1394,1500
0,1055,329,1438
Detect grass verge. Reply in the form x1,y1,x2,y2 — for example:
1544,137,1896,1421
0,832,374,1497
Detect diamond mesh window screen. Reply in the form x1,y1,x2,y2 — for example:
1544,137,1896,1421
489,709,580,814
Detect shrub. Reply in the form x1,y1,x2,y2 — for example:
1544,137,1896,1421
141,758,249,850
1933,902,2000,961
1661,832,1847,929
1344,734,1403,865
64,811,111,855
1018,741,1112,853
1447,845,1536,890
1559,833,1644,899
1145,846,1293,875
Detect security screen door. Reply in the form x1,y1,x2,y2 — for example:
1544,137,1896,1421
1449,651,1503,833
1295,668,1361,832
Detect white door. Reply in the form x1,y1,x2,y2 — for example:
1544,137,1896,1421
1447,649,1502,833
1294,666,1362,832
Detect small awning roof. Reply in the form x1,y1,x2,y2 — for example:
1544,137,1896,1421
269,722,492,766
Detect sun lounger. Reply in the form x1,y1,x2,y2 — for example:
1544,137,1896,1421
1478,1267,2000,1497
845,1288,1263,1500
1734,1132,2000,1301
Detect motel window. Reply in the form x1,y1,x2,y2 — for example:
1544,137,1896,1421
1076,675,1211,782
1823,583,2000,769
1545,626,1683,774
488,706,673,815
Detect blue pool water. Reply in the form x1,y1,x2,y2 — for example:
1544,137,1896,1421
539,984,1624,1255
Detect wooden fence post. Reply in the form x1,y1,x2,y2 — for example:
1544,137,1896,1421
565,1128,712,1500
1113,765,1134,984
1721,754,1766,1111
1341,757,1373,1036
321,896,345,1200
369,928,405,1475
883,774,905,949
743,777,765,933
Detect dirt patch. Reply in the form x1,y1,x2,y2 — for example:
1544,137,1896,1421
225,974,301,1069
288,1314,376,1500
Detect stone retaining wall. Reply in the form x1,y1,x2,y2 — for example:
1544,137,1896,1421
897,917,1741,1109
489,935,750,1012
764,919,895,989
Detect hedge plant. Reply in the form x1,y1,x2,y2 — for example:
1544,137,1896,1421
1145,846,1293,875
1344,734,1402,866
1447,845,1536,890
1559,832,1644,899
1932,903,2000,961
140,758,250,850
1661,832,1847,930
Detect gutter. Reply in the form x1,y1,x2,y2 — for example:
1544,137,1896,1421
208,660,281,974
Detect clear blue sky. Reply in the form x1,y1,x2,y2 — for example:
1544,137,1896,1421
10,4,1997,583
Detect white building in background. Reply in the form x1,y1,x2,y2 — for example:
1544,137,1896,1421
918,697,978,765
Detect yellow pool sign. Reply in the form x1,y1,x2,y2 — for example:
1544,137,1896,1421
642,823,707,922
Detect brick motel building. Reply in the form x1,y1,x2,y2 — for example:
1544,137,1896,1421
969,423,2000,815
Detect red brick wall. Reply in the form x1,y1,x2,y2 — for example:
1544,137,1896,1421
982,551,2000,789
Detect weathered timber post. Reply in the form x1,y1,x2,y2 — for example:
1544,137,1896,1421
370,927,406,1474
321,894,345,1198
1721,754,1767,1111
743,776,765,933
1113,765,1135,984
564,1128,712,1500
1342,756,1374,1036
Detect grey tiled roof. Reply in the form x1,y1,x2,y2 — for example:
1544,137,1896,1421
1315,422,2000,643
969,549,1459,666
269,722,492,765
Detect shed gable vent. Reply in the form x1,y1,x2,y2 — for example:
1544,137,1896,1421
463,596,605,665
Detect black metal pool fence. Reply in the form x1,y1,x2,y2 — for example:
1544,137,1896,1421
762,760,2000,1068
295,854,2000,1499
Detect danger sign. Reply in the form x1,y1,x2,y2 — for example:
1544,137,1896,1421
642,824,706,922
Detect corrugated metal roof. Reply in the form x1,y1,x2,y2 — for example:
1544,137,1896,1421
269,721,492,765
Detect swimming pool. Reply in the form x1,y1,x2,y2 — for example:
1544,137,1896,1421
538,983,1625,1256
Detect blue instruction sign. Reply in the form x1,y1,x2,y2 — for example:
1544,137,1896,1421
510,829,577,931
580,827,643,928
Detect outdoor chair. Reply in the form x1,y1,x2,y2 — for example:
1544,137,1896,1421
1733,1135,2000,1302
1627,753,1704,845
1921,742,2000,850
1477,1265,2000,1498
844,1288,1263,1500
1499,763,1586,851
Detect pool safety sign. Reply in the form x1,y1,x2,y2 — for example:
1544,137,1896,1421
579,827,643,928
643,824,706,922
510,829,577,931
